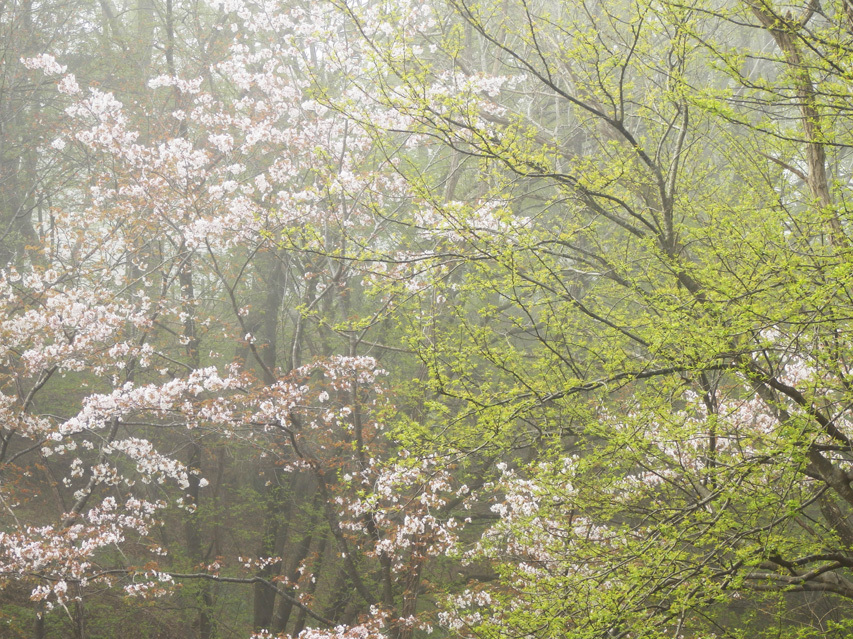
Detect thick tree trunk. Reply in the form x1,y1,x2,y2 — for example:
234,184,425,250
272,482,321,633
186,443,214,639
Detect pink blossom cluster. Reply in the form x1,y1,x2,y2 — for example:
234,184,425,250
342,455,470,570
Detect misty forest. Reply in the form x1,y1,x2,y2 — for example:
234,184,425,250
3,0,853,637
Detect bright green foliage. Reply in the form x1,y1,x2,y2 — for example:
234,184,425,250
338,0,853,636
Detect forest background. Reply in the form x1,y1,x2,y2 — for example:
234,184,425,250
3,0,853,637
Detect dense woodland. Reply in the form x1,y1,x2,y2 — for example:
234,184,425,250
3,0,853,637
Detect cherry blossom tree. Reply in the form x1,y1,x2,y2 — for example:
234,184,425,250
1,1,471,637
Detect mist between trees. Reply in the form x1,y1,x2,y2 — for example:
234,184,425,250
2,0,853,637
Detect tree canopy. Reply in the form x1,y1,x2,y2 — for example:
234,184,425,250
3,0,853,638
